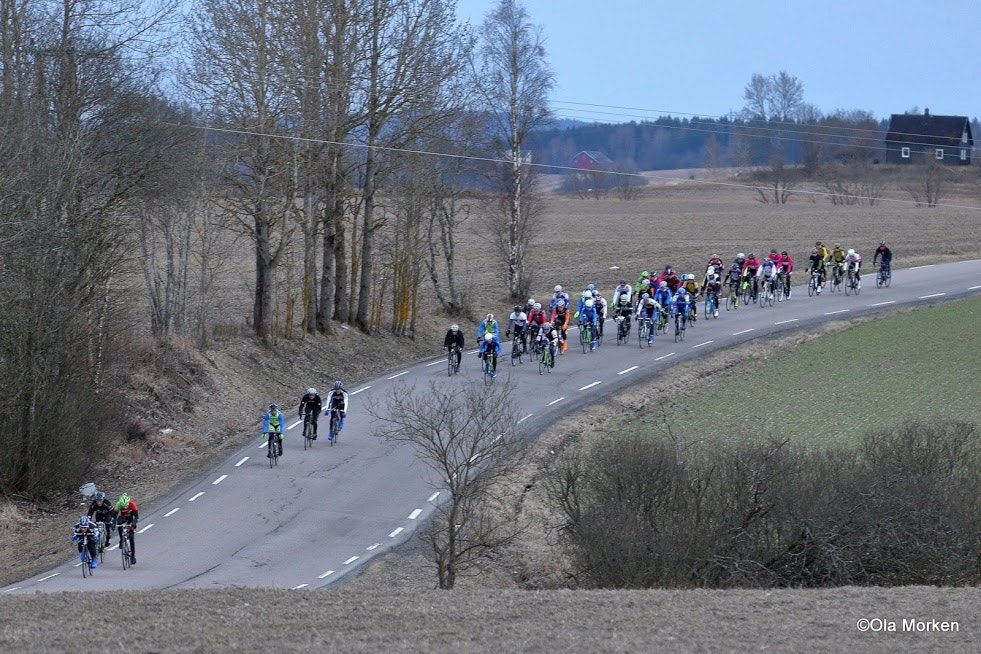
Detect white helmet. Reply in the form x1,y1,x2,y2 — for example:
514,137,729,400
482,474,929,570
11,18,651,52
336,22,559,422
554,285,562,292
581,290,591,299
585,299,594,308
528,298,535,306
619,295,630,305
307,387,316,395
533,302,542,310
483,332,494,342
737,252,745,260
847,248,855,256
706,266,715,276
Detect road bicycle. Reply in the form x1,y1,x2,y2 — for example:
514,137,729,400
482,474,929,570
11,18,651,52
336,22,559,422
528,326,543,357
807,269,822,297
538,342,554,374
655,307,669,335
774,273,787,302
579,321,595,353
875,263,892,288
481,352,497,385
615,314,630,345
705,290,719,318
725,280,740,311
637,316,652,348
119,524,135,570
327,408,343,445
673,308,687,342
266,431,281,466
760,278,776,308
830,264,843,292
446,346,461,377
301,412,317,450
96,521,110,564
739,277,755,305
844,266,861,296
510,331,525,366
78,533,94,578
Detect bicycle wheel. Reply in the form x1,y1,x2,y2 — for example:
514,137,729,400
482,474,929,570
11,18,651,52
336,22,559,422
539,348,550,374
98,525,106,563
831,270,841,293
121,534,131,570
844,273,853,295
81,544,90,578
447,351,454,377
725,292,735,311
330,412,340,445
511,336,522,365
884,268,891,287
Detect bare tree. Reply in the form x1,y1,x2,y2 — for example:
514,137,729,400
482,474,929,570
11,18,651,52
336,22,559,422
471,0,554,300
372,381,527,589
905,157,950,208
742,70,806,122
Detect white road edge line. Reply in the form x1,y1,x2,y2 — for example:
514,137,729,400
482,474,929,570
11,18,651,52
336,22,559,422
909,264,935,270
387,371,409,379
138,524,153,534
389,528,404,538
164,508,179,517
2,587,20,593
318,570,335,579
343,556,359,565
578,381,601,391
618,365,638,375
287,420,302,429
189,492,204,502
732,328,755,335
366,543,381,551
773,319,798,325
427,492,440,503
968,285,981,291
919,292,946,299
547,397,565,406
869,301,896,307
212,475,227,485
517,413,533,424
655,353,675,361
425,360,442,366
408,509,422,520
351,386,370,395
692,340,714,348
37,573,59,582
107,545,118,551
824,309,849,315
293,584,308,589
234,457,249,467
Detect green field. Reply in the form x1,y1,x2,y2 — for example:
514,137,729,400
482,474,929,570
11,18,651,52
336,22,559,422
631,296,981,448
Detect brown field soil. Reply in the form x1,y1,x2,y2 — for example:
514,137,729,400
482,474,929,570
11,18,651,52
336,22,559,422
2,171,979,651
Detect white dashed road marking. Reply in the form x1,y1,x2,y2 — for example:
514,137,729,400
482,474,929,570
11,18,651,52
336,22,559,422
293,584,308,589
189,492,204,502
235,457,249,467
919,293,945,299
824,309,849,316
548,397,565,406
909,264,935,270
517,413,533,423
408,509,422,520
427,492,440,502
138,524,153,534
425,360,442,366
387,371,409,379
578,381,601,391
618,366,638,375
366,543,381,551
318,570,335,579
655,353,675,361
37,574,59,582
732,328,755,335
389,528,404,538
869,301,895,307
351,386,370,395
773,319,798,325
343,556,359,565
692,340,713,348
212,475,227,485
164,508,179,517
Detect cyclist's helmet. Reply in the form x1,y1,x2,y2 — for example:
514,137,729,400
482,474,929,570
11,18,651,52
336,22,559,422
486,313,494,321
116,494,130,510
553,285,562,292
95,491,106,501
619,279,627,285
584,299,594,308
484,332,494,342
527,298,534,305
307,387,316,395
542,322,551,330
619,295,630,304
816,240,823,246
513,305,521,313
533,302,542,310
847,249,855,256
659,280,668,288
706,266,715,276
679,288,688,296
586,283,595,292
811,248,818,254
879,240,886,246
640,270,650,278
834,243,841,249
557,300,566,308
641,293,650,299
770,248,778,254
781,250,788,256
269,403,278,411
748,252,755,258
711,253,720,260
736,252,745,260
332,380,343,390
79,515,90,527
450,324,459,331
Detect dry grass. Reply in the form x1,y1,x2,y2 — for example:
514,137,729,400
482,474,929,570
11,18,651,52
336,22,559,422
2,170,980,652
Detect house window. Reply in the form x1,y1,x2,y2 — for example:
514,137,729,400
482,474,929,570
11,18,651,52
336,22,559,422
901,147,910,158
935,149,944,160
961,149,967,161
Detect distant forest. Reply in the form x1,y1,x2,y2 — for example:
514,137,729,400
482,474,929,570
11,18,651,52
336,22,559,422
527,115,981,172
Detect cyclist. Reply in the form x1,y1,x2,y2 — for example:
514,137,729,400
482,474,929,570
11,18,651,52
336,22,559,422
263,403,285,457
612,278,633,308
578,298,599,350
827,243,846,286
636,293,659,344
705,270,723,317
443,323,465,369
478,331,502,377
297,388,323,440
324,381,349,440
526,302,548,343
759,257,779,301
663,267,681,294
537,321,559,368
576,288,594,315
726,258,743,307
506,305,529,354
653,280,673,316
614,290,633,335
633,270,652,296
778,250,794,300
741,252,762,300
805,248,826,294
845,248,862,282
522,297,536,315
114,493,138,566
681,274,699,318
705,253,725,279
731,251,747,270
593,291,608,339
71,515,100,570
815,240,829,262
476,313,499,340
672,288,693,334
550,298,571,353
549,285,570,312
873,241,892,277
86,491,117,548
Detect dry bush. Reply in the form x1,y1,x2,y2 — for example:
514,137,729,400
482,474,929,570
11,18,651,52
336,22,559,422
546,418,981,589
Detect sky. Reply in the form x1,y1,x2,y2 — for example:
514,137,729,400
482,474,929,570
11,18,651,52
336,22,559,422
455,0,981,124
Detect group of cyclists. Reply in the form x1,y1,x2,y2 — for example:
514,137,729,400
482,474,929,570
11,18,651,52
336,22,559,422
262,382,350,457
444,240,895,367
72,491,139,569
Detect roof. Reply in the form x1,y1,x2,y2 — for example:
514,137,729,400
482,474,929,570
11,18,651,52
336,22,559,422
574,150,615,166
885,113,971,147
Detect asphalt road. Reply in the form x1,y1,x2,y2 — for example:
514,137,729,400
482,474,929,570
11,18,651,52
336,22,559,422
5,260,980,594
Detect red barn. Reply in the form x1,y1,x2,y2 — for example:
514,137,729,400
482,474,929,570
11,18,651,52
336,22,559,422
572,150,614,170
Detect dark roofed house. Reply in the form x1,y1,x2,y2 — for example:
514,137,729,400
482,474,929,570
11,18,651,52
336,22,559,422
885,109,972,165
573,150,615,170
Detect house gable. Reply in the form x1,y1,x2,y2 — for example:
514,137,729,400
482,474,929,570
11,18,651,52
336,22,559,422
885,111,972,165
